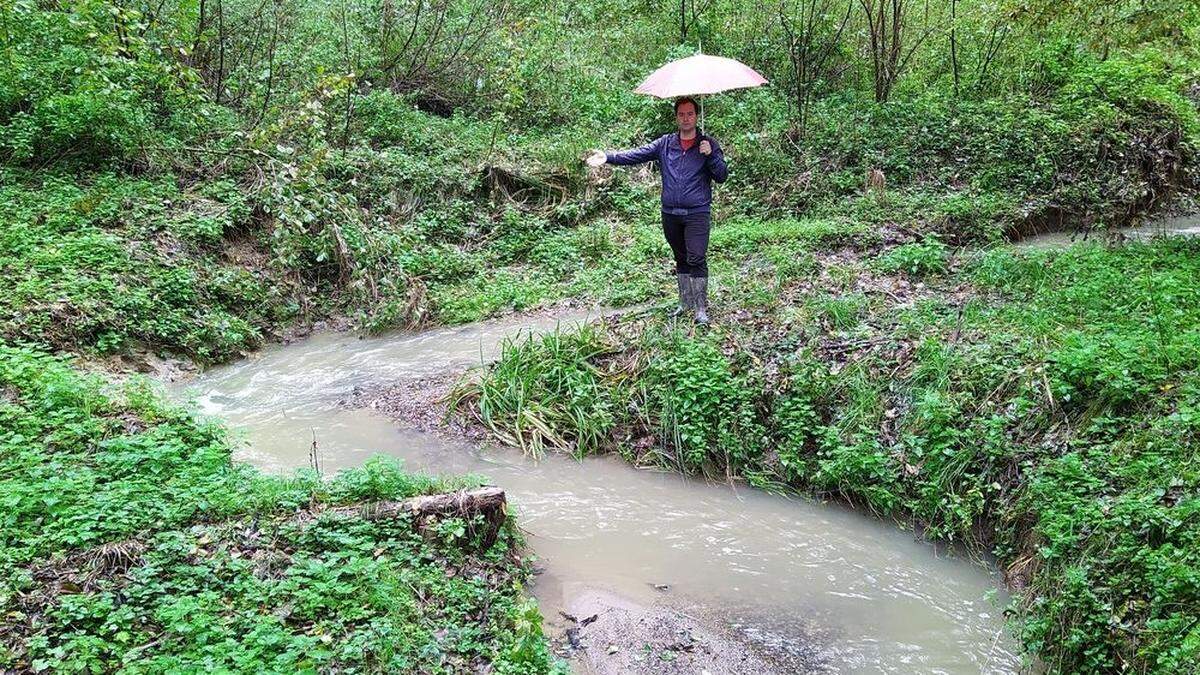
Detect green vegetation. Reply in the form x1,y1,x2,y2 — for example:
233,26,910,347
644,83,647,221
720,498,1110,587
0,346,559,672
460,233,1200,672
3,0,1198,361
1,175,275,362
874,238,949,277
3,0,1200,670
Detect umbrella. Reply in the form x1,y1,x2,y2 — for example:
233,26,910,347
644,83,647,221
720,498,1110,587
633,52,767,134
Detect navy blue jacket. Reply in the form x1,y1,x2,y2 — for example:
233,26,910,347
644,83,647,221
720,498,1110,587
605,133,728,215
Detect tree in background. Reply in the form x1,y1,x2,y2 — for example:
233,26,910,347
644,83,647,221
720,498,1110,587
857,0,941,102
776,0,851,133
678,0,712,41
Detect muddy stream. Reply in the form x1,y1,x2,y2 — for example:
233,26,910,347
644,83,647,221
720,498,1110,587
165,309,1026,673
167,213,1200,671
1015,212,1200,248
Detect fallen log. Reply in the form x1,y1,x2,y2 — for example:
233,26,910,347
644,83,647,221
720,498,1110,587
292,487,509,548
355,486,506,521
305,486,507,522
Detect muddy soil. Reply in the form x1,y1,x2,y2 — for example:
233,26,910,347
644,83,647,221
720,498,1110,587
552,589,829,674
341,372,488,442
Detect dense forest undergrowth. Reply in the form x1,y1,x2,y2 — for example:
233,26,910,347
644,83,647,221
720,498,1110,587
3,0,1200,671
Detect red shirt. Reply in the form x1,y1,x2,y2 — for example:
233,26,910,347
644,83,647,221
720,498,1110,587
680,134,697,152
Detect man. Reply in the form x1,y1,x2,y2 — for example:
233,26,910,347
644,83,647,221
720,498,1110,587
586,97,727,324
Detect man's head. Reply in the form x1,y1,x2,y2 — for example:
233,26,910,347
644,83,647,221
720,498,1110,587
674,97,698,135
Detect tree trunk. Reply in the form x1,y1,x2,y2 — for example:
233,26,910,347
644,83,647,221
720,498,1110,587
949,0,959,97
298,487,506,525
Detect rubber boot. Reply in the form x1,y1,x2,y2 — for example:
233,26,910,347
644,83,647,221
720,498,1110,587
691,276,709,325
671,273,690,317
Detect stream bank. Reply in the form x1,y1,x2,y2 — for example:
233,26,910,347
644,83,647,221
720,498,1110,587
172,308,1021,673
441,217,1200,672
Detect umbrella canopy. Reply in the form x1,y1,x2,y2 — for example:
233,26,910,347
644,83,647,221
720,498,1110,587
634,53,767,99
633,53,766,134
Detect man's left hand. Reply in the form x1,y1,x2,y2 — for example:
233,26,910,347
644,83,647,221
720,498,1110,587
699,139,712,156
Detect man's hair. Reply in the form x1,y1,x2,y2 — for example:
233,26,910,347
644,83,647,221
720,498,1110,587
674,97,698,115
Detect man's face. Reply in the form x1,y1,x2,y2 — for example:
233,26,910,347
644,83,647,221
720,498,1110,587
675,102,697,134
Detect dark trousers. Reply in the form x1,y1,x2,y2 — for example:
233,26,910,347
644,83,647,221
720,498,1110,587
662,211,711,278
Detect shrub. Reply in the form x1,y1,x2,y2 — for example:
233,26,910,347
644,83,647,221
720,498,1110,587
875,238,950,277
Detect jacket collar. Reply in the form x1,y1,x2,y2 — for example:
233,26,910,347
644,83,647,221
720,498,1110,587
673,132,702,149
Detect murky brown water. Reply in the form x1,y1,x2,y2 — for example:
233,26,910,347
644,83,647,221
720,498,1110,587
1016,212,1200,249
170,309,1022,673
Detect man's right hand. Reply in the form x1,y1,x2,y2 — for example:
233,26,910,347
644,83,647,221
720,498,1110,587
585,149,607,168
